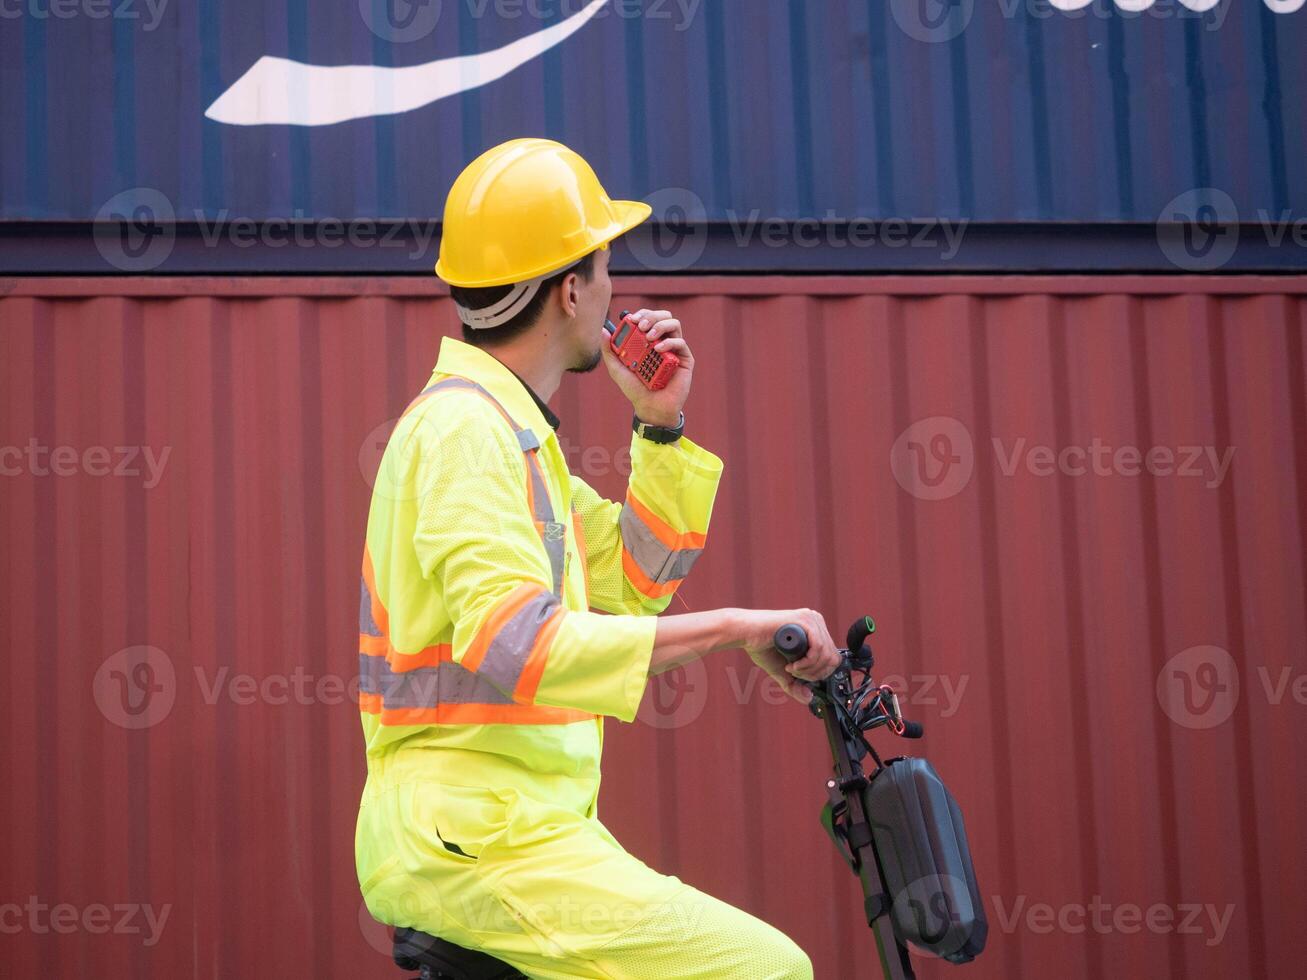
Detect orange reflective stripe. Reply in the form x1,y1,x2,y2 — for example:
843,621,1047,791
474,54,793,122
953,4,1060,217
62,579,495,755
621,549,682,599
512,606,566,705
624,490,707,551
362,375,580,726
358,633,453,671
360,701,594,726
461,582,546,673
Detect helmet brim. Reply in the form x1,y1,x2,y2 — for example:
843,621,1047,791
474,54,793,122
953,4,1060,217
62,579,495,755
436,199,652,288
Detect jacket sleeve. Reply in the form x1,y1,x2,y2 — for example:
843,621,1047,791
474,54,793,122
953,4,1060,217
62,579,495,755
411,402,657,722
569,433,724,616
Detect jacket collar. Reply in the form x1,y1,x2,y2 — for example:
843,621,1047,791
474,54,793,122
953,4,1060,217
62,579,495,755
431,336,560,446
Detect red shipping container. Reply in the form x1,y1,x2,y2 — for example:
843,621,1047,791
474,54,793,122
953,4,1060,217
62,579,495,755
1,275,1304,979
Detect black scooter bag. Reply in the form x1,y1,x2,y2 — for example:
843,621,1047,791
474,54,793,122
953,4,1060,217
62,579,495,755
862,757,988,964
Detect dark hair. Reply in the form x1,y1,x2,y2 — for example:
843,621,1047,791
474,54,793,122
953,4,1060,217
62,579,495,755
453,251,597,345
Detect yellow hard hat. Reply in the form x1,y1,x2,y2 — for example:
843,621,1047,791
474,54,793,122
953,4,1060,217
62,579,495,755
435,138,651,289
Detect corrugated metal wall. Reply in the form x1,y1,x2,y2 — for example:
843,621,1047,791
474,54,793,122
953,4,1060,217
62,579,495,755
3,1,1305,222
1,275,1305,979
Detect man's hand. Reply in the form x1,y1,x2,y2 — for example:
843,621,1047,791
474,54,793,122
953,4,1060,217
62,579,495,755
601,308,693,428
736,608,841,706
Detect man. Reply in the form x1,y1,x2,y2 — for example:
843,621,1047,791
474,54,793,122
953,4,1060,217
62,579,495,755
356,138,839,979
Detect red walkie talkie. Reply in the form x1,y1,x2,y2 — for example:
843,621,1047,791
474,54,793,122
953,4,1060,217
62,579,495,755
603,309,679,390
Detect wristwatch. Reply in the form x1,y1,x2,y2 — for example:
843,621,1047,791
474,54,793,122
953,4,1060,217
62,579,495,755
632,411,685,444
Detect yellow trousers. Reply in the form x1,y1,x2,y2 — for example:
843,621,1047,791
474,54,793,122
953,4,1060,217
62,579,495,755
356,752,812,979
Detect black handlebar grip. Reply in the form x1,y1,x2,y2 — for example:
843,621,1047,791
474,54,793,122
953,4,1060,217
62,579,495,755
901,721,925,739
845,615,876,657
773,623,809,662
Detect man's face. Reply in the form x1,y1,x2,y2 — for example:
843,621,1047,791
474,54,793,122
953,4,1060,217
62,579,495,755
565,246,612,374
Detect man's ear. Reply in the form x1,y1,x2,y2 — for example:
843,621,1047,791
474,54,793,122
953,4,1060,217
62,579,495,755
558,272,581,317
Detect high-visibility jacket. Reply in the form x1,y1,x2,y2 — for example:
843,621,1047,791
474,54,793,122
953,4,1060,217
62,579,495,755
358,336,723,816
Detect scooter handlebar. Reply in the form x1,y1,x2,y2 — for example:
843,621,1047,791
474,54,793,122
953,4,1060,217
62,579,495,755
776,618,927,739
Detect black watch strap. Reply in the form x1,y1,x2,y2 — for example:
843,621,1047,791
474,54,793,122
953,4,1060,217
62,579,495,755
632,411,685,444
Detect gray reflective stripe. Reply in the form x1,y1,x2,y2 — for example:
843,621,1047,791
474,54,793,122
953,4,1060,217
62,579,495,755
358,654,514,707
618,503,703,585
422,374,565,597
360,577,383,637
477,590,562,696
662,546,704,581
541,527,566,597
526,456,565,597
